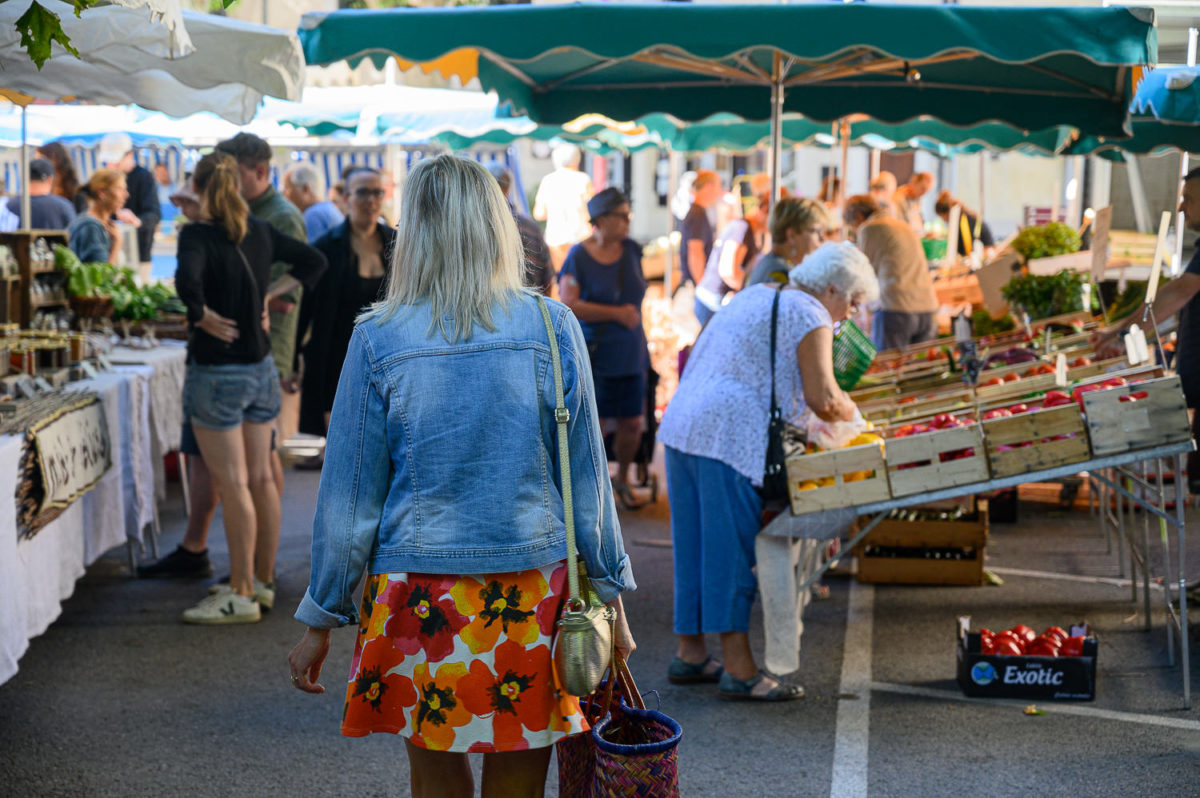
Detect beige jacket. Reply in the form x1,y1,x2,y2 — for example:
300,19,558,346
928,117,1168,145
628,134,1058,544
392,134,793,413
857,214,938,314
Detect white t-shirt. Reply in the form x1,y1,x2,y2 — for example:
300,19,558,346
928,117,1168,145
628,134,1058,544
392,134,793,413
535,169,592,247
658,285,832,486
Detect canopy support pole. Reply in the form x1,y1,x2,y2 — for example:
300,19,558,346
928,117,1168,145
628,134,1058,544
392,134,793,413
769,51,784,204
1175,27,1197,274
20,105,29,232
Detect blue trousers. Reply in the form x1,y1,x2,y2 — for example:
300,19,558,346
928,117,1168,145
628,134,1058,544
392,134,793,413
665,447,763,635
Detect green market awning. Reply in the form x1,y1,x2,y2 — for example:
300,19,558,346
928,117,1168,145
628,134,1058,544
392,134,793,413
298,2,1156,139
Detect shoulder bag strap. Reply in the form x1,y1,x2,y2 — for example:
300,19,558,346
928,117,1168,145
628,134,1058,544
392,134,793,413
769,286,781,422
536,296,582,606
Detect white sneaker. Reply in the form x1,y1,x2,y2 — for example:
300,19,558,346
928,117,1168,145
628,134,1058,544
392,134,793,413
182,591,262,625
208,577,275,610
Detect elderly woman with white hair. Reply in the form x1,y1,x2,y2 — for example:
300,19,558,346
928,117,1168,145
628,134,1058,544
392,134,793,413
657,241,879,702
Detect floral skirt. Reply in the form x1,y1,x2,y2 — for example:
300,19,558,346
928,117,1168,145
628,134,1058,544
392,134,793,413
341,561,589,752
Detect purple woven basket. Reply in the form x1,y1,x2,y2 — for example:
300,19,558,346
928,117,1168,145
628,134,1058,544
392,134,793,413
589,699,682,797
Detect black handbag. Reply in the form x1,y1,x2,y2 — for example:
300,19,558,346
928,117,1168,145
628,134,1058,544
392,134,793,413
760,287,790,507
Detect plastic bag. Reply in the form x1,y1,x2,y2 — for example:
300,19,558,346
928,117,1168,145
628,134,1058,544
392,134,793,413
802,406,868,451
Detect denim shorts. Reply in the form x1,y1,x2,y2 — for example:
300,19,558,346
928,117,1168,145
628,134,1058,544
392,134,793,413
182,356,281,432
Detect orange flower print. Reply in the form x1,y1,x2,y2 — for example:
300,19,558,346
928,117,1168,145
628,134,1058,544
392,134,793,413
351,575,392,675
535,564,568,636
457,640,555,750
343,637,417,733
409,661,472,751
451,570,548,654
382,576,469,662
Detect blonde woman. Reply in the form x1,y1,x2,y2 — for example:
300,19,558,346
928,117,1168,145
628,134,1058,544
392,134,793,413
288,155,635,798
174,152,327,625
67,169,128,264
744,197,831,287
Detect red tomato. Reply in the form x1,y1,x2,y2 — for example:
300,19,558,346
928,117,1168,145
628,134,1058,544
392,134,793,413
897,396,918,404
1100,377,1128,389
1042,626,1069,645
992,638,1024,657
931,413,956,429
893,425,916,438
1042,390,1073,408
1072,383,1104,408
1008,403,1029,415
1118,391,1150,403
910,424,930,435
1004,372,1021,383
1060,636,1086,657
1038,364,1057,375
1009,624,1037,644
1027,639,1059,658
983,408,1013,420
983,377,1005,387
1071,356,1092,368
927,347,940,361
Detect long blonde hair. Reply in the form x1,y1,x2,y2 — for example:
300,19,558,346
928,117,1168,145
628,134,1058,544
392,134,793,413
193,151,248,244
367,155,525,342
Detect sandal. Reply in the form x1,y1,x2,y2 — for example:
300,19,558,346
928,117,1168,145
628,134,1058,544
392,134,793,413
717,671,805,702
667,655,724,685
613,481,647,511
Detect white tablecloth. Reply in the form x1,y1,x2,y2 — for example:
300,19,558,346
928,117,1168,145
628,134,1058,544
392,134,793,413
0,368,155,686
109,343,186,502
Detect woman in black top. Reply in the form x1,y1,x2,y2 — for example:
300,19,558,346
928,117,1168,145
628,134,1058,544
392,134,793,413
175,152,327,625
297,167,395,441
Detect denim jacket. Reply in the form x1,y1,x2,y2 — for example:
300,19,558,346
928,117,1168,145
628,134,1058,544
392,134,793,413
295,293,635,629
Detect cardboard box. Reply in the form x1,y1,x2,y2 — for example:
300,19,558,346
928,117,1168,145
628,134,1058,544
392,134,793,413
855,500,987,586
956,617,1098,701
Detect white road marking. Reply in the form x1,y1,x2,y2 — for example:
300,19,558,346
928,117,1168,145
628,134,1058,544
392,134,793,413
987,566,1162,591
872,681,1200,731
830,581,874,798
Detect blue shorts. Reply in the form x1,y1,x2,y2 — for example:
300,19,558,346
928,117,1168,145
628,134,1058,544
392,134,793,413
182,356,281,433
593,372,646,420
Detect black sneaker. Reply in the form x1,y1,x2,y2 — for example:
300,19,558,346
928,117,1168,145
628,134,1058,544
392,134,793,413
136,546,213,578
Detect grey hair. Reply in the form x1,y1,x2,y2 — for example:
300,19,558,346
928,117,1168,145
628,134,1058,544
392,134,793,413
284,163,325,197
788,241,880,306
551,143,581,170
363,155,527,342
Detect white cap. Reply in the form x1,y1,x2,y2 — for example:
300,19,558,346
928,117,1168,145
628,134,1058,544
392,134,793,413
97,132,133,166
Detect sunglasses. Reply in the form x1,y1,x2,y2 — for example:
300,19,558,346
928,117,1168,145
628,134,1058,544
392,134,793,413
352,188,386,200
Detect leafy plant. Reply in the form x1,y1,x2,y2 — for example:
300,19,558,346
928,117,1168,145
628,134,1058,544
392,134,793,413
53,245,180,321
1001,271,1086,321
1011,222,1082,262
971,308,1016,336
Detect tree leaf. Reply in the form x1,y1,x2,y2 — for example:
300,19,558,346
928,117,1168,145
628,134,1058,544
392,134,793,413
15,1,79,69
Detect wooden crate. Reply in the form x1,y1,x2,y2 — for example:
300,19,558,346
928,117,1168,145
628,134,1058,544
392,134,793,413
885,423,989,497
1083,375,1192,457
855,501,988,586
982,404,1091,478
786,441,890,515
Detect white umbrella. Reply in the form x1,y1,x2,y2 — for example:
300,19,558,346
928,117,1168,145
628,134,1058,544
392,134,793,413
0,0,304,226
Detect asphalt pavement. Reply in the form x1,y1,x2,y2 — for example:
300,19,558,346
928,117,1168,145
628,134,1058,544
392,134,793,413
2,462,1199,797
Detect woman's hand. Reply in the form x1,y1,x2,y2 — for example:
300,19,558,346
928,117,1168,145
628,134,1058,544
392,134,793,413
608,596,636,659
289,628,332,694
197,305,239,343
614,304,641,330
115,208,141,228
261,298,271,334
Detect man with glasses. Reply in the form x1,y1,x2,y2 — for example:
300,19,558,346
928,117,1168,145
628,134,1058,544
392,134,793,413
844,194,939,351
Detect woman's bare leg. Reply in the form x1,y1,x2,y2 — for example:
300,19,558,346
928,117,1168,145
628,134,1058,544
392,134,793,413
242,421,280,584
481,746,553,798
404,740,473,798
191,425,255,598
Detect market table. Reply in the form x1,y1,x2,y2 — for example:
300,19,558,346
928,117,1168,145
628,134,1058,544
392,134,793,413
0,368,156,686
108,342,186,507
797,441,1195,707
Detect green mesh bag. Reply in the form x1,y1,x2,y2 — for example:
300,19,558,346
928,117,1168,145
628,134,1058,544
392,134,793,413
832,320,876,391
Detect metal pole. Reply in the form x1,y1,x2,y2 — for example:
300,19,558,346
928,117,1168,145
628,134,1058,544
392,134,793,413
20,105,30,232
666,150,677,294
1175,452,1190,709
1174,28,1197,275
769,51,783,205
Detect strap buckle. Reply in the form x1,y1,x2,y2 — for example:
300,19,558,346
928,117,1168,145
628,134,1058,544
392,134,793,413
555,407,570,424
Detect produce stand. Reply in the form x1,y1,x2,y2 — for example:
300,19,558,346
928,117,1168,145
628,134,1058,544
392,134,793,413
791,430,1195,707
